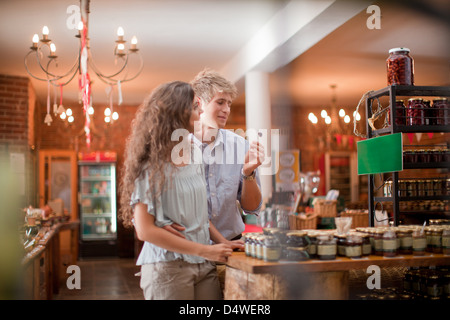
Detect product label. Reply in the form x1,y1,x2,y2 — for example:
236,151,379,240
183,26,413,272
383,239,397,251
400,237,413,249
318,244,336,256
345,246,362,258
307,244,317,255
374,239,383,251
431,235,441,247
263,247,281,261
442,236,450,248
362,244,372,255
413,238,427,250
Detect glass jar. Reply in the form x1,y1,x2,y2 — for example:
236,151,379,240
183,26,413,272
406,179,417,197
255,235,265,259
317,234,337,260
427,272,443,298
285,231,310,248
425,227,434,252
336,234,347,257
306,231,317,258
412,229,426,256
388,100,406,126
361,233,371,256
442,228,450,256
406,98,425,126
244,233,251,256
374,229,384,256
386,47,414,86
250,234,258,258
345,234,362,259
285,246,310,261
398,228,413,255
263,235,281,262
403,270,413,292
383,181,392,197
431,227,443,254
383,229,397,257
423,99,434,125
433,97,448,125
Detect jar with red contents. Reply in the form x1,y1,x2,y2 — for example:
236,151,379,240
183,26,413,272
386,48,414,86
387,100,406,126
406,98,425,126
433,98,449,125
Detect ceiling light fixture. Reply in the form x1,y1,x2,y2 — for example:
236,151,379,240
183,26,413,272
24,0,142,147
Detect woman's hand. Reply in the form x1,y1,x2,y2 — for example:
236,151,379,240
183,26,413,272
201,243,233,263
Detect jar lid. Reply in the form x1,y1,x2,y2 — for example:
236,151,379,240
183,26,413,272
286,231,307,237
389,47,410,53
408,97,423,101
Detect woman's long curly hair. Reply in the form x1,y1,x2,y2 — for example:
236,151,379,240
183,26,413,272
119,81,194,228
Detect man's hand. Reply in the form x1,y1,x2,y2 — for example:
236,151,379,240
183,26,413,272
243,141,265,176
162,223,186,239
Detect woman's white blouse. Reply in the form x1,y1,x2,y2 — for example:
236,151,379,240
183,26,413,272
131,163,210,265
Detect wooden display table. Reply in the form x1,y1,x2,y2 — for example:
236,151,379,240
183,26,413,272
21,220,80,300
225,252,450,300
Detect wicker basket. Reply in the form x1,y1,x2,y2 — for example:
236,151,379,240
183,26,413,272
314,199,337,217
340,210,369,229
289,213,318,230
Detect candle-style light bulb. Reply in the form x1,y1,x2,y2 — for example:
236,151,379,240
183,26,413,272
42,26,50,42
117,27,124,37
130,36,138,51
112,111,119,121
78,21,84,31
50,43,56,54
104,107,111,116
31,34,39,49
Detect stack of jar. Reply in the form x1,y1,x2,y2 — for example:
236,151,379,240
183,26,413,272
355,225,450,257
390,97,449,126
391,178,449,197
403,148,450,164
402,267,450,300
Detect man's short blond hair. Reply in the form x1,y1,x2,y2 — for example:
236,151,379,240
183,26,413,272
190,68,238,104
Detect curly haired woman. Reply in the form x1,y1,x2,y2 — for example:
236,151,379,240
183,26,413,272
119,81,236,300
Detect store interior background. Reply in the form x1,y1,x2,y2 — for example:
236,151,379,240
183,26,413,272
0,0,449,259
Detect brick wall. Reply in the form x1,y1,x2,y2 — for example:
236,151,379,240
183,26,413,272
0,74,38,208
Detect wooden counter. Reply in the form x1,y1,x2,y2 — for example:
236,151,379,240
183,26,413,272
224,252,450,300
21,220,80,300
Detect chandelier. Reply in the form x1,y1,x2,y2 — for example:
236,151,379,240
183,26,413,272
24,0,143,147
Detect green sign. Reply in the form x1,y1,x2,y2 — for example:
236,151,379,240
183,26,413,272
357,133,403,175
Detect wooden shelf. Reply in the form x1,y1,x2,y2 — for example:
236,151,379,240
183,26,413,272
227,251,450,274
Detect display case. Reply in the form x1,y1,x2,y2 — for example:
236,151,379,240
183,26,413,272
364,85,450,226
78,151,118,257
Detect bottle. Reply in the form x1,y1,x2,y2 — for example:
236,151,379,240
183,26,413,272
383,229,397,257
374,229,384,256
306,230,318,258
431,227,443,254
386,47,414,86
433,97,448,125
361,233,372,256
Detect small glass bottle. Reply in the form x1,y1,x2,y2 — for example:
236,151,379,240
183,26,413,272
244,233,252,256
412,229,426,256
425,226,434,252
317,234,337,260
383,229,397,257
263,235,281,262
386,47,414,86
250,234,258,258
345,234,362,259
285,231,310,248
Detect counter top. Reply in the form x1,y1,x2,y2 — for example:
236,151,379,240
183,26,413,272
227,251,450,274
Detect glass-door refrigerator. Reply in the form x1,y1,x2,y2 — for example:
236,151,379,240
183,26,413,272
78,151,118,257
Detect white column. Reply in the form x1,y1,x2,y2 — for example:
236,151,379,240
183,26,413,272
245,71,273,202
